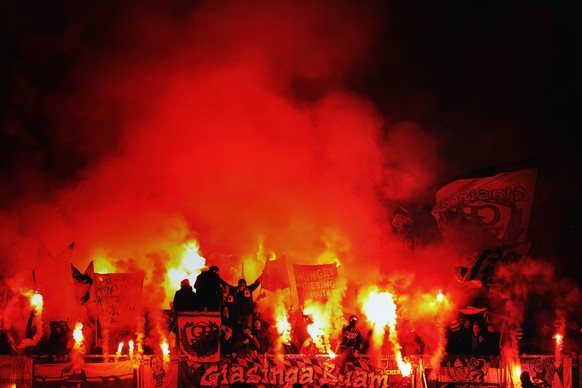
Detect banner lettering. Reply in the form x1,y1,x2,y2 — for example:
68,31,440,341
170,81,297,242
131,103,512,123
292,263,338,305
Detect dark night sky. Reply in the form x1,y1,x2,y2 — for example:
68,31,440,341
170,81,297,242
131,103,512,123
0,0,581,341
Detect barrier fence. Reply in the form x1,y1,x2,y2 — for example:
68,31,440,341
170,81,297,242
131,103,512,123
0,354,579,388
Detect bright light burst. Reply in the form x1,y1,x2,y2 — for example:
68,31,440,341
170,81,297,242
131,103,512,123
73,322,84,348
362,289,411,377
117,342,124,356
161,340,171,363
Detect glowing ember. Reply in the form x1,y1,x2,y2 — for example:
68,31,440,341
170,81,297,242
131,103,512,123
554,333,563,346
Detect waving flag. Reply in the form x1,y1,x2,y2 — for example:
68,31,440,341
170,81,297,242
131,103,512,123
261,257,290,291
432,166,537,254
455,240,534,289
71,261,94,305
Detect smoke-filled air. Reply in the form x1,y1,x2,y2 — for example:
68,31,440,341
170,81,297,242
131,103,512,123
1,0,580,369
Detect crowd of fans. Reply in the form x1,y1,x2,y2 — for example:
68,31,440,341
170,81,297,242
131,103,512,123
0,264,505,361
445,317,501,357
172,265,276,358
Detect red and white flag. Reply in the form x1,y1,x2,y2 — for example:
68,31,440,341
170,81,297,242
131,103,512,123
432,167,537,253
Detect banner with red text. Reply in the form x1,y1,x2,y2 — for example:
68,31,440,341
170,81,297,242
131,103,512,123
180,354,412,388
292,263,338,305
95,272,144,328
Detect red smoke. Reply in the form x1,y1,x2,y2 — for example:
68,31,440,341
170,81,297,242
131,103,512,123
0,0,579,358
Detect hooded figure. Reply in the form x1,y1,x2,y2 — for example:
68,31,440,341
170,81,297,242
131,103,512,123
194,266,225,311
173,279,198,312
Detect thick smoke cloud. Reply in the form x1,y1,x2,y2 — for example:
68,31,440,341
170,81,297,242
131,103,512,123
0,0,580,353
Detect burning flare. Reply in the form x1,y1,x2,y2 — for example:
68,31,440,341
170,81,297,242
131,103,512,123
362,288,412,376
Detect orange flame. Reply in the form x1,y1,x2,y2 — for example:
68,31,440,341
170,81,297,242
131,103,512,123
553,316,566,367
362,289,411,376
17,290,45,350
275,307,292,344
303,303,332,353
73,322,84,349
161,340,171,363
436,289,444,303
117,342,124,356
514,365,522,381
70,321,86,371
165,240,207,307
30,292,43,311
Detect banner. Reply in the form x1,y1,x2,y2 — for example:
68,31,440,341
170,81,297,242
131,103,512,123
34,359,134,387
439,355,502,386
0,355,33,387
520,356,572,388
292,263,338,305
180,354,411,388
95,272,144,328
432,168,537,253
177,312,221,363
21,354,577,388
261,257,290,291
142,356,179,388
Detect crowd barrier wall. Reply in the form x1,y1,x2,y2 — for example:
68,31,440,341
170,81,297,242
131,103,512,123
0,354,579,388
